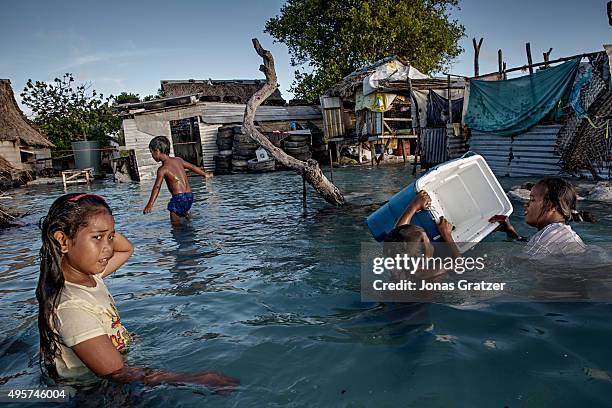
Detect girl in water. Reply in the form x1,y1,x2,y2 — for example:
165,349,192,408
37,193,238,389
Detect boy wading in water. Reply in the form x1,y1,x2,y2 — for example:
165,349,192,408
143,136,213,224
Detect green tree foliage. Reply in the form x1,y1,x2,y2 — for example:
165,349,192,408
115,92,141,104
265,0,465,102
20,73,121,152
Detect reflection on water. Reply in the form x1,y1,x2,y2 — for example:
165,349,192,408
1,166,611,407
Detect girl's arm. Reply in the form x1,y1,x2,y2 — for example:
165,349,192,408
101,233,134,278
71,335,239,389
395,191,431,228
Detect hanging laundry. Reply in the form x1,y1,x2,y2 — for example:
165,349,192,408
426,90,464,127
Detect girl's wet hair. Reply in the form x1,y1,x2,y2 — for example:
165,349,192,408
36,193,112,377
535,177,594,223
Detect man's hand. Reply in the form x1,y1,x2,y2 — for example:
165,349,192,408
410,191,431,212
143,204,153,214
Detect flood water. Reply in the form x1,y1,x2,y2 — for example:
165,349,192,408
1,164,611,407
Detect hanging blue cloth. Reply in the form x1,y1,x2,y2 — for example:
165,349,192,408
464,58,581,136
568,65,592,118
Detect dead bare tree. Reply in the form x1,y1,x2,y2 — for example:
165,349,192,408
242,38,345,206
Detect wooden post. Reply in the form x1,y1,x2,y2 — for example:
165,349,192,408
526,42,534,74
447,74,452,125
401,139,407,163
498,49,503,75
412,132,420,175
472,37,483,76
302,174,307,209
369,141,375,167
328,148,334,182
447,74,452,163
543,48,553,68
408,76,421,174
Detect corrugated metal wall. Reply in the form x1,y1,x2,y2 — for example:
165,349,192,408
421,128,447,165
198,121,220,172
447,126,469,159
470,125,562,177
124,118,218,180
123,118,173,181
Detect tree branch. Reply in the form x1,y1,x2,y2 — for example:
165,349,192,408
242,38,345,206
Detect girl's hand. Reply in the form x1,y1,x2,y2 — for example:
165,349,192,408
438,217,461,258
410,191,431,212
188,372,240,392
101,232,133,278
395,191,432,228
142,370,240,392
438,216,454,241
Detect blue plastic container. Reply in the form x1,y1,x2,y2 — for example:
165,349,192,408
367,180,441,242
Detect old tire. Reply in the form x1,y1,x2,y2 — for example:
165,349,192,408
285,146,310,155
292,152,312,161
287,134,309,143
284,140,308,148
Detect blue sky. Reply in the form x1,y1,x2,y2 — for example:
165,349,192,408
1,0,610,113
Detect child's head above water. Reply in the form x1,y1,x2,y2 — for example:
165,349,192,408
149,136,171,161
384,224,434,259
525,177,580,228
37,193,113,373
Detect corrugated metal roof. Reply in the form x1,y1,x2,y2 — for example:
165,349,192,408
128,102,322,124
199,103,322,124
470,125,562,177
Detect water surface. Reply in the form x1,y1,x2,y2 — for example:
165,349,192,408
1,165,611,407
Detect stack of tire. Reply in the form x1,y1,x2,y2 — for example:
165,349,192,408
282,133,311,161
214,125,234,175
231,126,259,173
311,132,329,164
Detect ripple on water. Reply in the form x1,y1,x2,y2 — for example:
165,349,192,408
1,168,611,406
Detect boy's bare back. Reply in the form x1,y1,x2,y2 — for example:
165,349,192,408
143,136,213,217
159,157,192,195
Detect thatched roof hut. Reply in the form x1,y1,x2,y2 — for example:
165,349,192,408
161,79,286,105
0,79,54,148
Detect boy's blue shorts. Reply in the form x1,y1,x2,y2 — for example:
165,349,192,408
167,192,194,217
